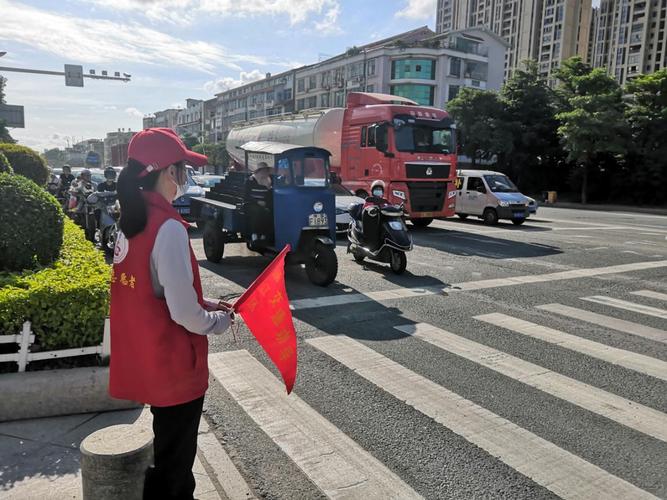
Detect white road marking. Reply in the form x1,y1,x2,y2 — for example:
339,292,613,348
307,336,657,500
395,323,667,443
536,304,667,344
208,351,423,499
631,290,667,302
198,419,256,500
588,247,609,251
582,296,667,320
475,313,667,382
290,260,667,310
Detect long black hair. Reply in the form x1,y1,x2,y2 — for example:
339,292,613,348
117,159,161,238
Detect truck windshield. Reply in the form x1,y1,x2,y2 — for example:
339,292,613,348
294,156,328,187
484,174,518,193
393,123,453,154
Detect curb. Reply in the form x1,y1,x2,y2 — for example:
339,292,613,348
543,202,667,216
0,366,141,422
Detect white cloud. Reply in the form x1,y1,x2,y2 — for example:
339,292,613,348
125,107,145,118
0,0,266,73
203,69,265,94
395,0,436,20
314,3,343,35
79,0,342,31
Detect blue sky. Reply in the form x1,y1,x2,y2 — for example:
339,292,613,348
0,0,437,151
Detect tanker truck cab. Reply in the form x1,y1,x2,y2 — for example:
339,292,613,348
342,93,458,228
192,141,339,286
454,170,531,225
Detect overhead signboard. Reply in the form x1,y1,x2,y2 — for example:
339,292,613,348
64,64,84,87
0,104,25,128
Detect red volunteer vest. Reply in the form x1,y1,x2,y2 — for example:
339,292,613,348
109,191,208,407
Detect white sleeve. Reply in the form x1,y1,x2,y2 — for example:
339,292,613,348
152,219,231,336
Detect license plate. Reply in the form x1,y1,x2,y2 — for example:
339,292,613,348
513,212,525,218
309,213,328,227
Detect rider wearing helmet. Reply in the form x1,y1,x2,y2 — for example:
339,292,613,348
98,167,118,192
365,179,390,207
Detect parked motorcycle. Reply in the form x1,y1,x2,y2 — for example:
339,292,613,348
347,202,412,274
86,191,120,255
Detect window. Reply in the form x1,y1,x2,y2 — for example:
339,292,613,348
390,84,435,105
296,98,305,110
366,84,375,93
309,75,316,89
450,57,461,77
335,90,345,107
283,89,292,101
367,125,376,147
391,59,436,80
483,174,518,193
297,79,305,92
360,126,367,147
291,156,328,187
320,93,330,107
307,96,317,108
448,85,460,101
393,122,453,154
367,58,376,76
466,177,486,193
464,61,488,80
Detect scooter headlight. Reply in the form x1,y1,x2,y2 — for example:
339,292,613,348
388,220,404,231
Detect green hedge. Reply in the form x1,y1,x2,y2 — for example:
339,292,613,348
0,173,64,272
0,143,48,186
0,219,110,350
0,152,11,174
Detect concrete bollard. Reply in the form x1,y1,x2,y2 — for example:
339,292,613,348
80,423,154,500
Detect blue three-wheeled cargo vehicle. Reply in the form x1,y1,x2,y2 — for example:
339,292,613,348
190,142,338,286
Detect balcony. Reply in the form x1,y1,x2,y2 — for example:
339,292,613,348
443,39,489,57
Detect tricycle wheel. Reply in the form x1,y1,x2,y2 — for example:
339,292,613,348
411,217,433,228
203,222,224,263
305,243,338,286
390,250,407,274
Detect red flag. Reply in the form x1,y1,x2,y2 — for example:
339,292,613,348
233,245,297,393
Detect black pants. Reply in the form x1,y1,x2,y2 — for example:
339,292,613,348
144,395,205,500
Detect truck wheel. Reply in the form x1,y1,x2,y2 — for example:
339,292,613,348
411,218,433,228
512,218,525,225
306,243,338,286
203,222,224,263
457,213,468,220
389,250,407,274
483,208,499,225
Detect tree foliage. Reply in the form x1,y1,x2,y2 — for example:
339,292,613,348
554,58,627,203
447,88,511,166
624,69,667,205
192,142,229,170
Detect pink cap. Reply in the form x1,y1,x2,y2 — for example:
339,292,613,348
128,128,208,177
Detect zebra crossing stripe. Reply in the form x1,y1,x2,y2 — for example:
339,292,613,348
208,351,423,499
474,313,667,382
394,323,667,443
306,336,657,500
630,290,667,302
536,304,667,344
582,296,667,320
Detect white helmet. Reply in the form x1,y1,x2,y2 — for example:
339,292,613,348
371,180,385,196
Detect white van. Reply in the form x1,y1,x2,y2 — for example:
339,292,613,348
454,170,532,225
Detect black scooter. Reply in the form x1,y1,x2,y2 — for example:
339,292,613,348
347,202,413,274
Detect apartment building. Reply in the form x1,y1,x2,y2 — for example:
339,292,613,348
293,26,506,113
175,99,203,137
597,0,667,84
142,108,180,130
436,0,591,82
104,130,135,167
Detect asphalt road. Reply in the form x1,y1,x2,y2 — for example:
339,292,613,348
192,207,667,500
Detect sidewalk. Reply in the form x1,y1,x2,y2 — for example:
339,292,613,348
545,201,667,216
0,408,254,500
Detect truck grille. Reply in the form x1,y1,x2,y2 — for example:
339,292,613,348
407,182,447,212
405,163,450,179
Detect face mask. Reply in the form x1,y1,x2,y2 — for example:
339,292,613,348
372,189,383,197
170,168,188,200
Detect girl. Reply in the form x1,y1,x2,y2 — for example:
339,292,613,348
109,127,234,500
